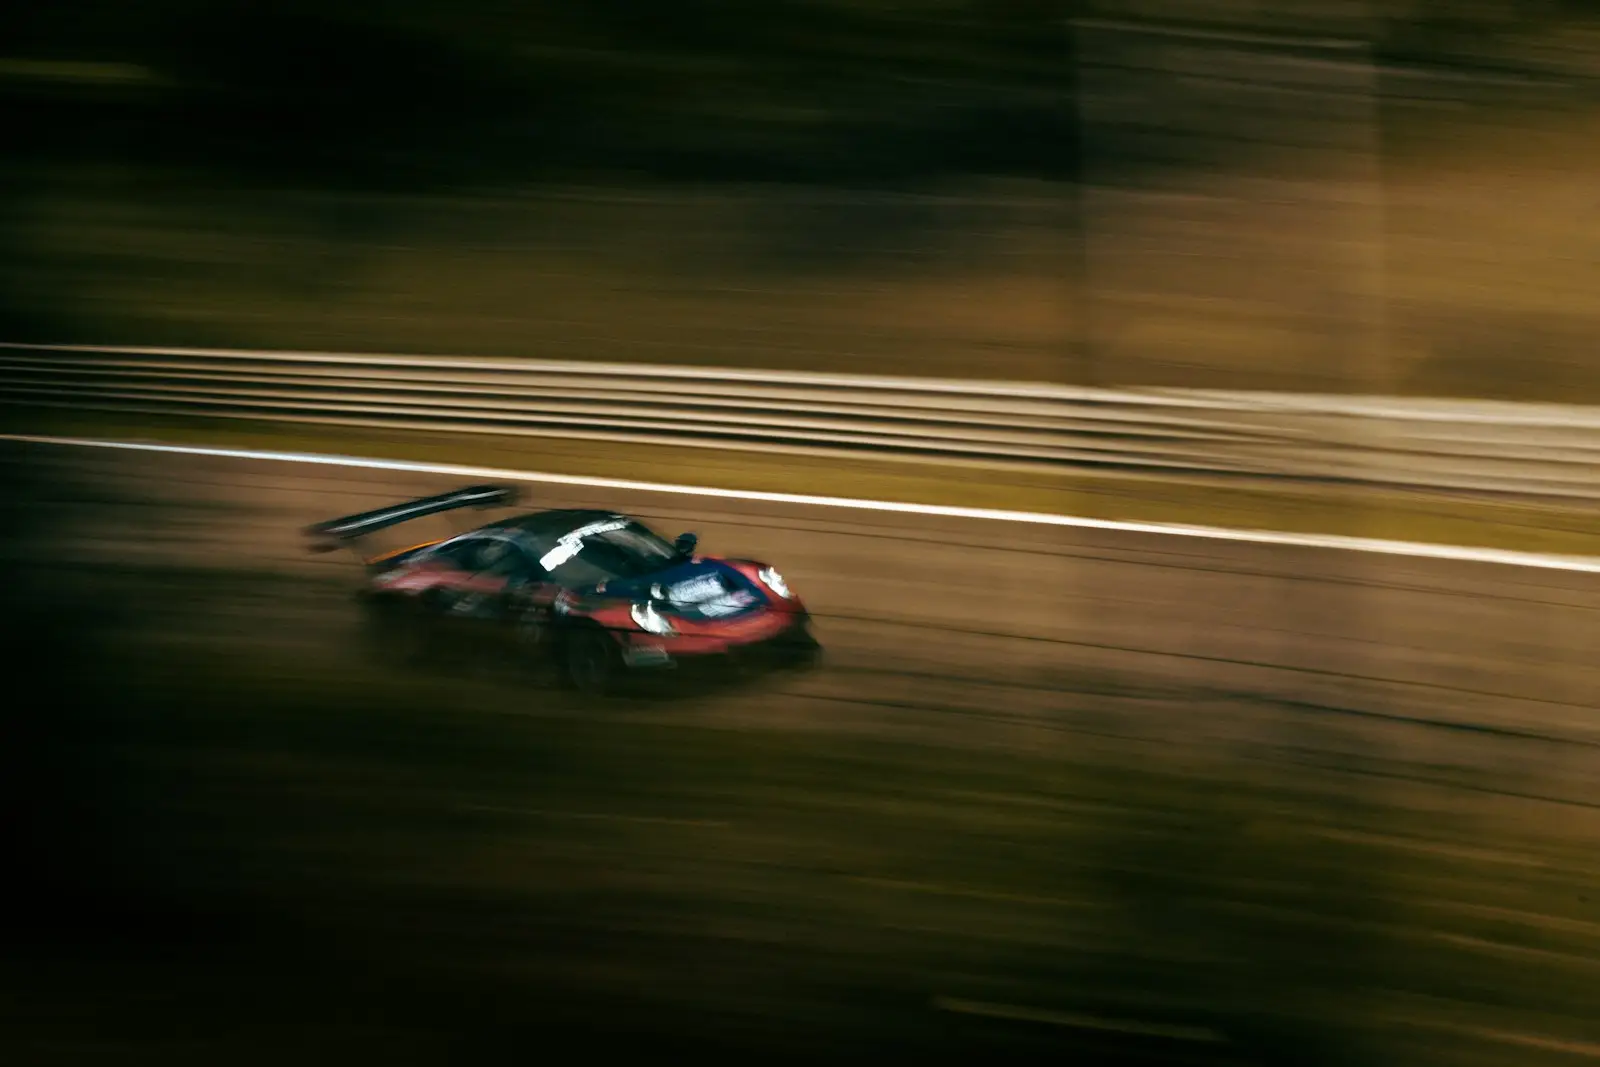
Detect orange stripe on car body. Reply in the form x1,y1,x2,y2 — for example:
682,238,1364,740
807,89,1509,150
364,538,445,565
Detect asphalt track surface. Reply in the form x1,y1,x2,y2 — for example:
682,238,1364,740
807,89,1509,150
33,440,1600,741
9,438,1600,1064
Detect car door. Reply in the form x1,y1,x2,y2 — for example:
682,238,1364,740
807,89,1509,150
489,541,569,647
423,536,524,658
428,536,561,661
460,539,567,664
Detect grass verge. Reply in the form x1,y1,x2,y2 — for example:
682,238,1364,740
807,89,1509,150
10,410,1600,557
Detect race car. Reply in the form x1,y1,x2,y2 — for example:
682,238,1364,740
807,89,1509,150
305,483,820,693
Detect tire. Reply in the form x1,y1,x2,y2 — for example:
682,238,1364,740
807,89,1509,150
564,627,622,696
776,621,822,669
511,605,560,683
787,637,822,670
362,595,432,667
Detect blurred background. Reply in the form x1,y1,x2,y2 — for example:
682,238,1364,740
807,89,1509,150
4,0,1600,397
3,3,1600,1065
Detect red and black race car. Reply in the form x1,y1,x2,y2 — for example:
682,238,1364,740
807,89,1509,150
306,484,820,693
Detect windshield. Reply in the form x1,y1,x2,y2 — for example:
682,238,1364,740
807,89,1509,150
535,518,678,585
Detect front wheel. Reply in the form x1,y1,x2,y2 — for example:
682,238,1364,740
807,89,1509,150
564,629,623,696
776,622,822,669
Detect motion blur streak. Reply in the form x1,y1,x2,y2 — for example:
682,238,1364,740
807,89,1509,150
9,433,1600,574
9,2,1600,1063
3,439,1598,1065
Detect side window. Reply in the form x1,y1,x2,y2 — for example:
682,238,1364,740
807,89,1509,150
429,538,480,570
481,542,534,580
433,537,503,574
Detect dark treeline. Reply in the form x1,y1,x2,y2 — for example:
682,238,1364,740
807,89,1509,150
4,1,1598,193
4,1,1070,190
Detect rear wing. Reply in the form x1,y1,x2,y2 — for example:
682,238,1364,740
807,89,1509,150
304,483,520,556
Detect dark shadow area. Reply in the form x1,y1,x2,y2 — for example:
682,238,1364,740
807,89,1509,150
4,449,1597,1066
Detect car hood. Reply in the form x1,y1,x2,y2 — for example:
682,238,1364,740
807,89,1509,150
592,558,766,621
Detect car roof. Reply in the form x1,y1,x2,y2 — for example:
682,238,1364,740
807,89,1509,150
477,508,630,543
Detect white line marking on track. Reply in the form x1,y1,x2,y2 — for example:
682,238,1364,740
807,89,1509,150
7,434,1600,574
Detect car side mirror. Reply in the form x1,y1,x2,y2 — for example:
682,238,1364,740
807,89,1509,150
674,532,699,558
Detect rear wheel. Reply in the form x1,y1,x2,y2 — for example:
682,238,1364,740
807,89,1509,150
362,595,432,667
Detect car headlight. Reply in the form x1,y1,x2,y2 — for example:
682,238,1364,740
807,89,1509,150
758,566,793,599
630,600,676,636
